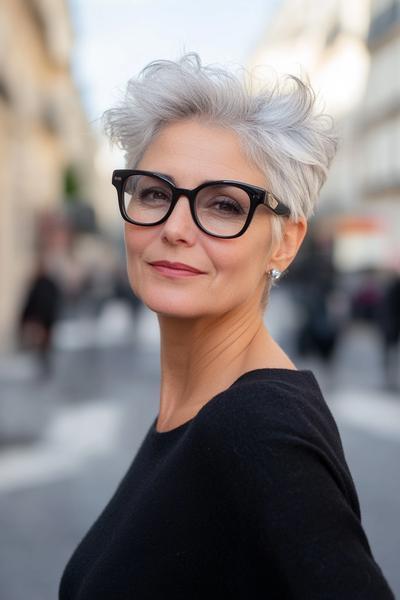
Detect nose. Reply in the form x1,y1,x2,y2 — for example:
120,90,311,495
160,194,197,245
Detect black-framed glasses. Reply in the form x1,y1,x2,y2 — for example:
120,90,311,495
112,169,290,239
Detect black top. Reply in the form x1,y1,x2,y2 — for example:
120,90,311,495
59,369,394,599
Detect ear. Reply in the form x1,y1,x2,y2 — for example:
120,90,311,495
269,218,307,273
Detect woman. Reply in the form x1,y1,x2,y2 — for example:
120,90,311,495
59,54,394,599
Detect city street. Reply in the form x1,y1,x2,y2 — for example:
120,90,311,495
0,299,399,600
2,1,400,599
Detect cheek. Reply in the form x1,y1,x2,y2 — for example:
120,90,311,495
209,236,271,292
124,223,154,258
124,227,139,274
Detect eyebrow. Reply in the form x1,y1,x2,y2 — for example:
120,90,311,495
153,172,226,187
154,171,176,184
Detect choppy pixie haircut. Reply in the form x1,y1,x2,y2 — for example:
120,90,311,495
103,52,338,229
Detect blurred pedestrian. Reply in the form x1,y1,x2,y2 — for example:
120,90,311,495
379,272,400,389
59,54,395,599
351,269,382,325
19,254,61,377
297,285,340,363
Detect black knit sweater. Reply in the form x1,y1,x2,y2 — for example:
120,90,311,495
59,368,394,599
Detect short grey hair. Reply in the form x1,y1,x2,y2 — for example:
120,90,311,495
103,52,337,224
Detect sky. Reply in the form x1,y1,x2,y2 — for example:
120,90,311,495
68,0,280,125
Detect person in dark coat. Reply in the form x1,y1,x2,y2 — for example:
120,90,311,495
379,273,400,389
19,256,61,375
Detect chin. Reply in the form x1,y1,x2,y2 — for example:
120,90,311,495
139,288,206,319
148,301,206,320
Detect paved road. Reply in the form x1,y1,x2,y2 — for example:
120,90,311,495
0,304,399,599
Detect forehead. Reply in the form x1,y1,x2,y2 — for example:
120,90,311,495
137,119,266,188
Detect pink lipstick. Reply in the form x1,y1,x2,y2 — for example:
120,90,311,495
149,261,205,278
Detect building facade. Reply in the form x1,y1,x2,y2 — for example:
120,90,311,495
247,0,400,271
357,0,400,269
0,0,96,352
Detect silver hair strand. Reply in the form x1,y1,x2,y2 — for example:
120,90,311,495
103,52,338,223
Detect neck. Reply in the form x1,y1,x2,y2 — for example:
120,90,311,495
156,296,294,429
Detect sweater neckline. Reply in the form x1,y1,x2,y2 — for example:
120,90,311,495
150,367,316,438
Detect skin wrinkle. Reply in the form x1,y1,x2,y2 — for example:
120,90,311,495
160,313,260,393
159,293,265,380
214,321,266,375
199,307,260,361
192,320,258,374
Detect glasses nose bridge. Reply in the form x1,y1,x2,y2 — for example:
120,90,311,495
161,184,196,230
172,185,195,203
169,185,196,215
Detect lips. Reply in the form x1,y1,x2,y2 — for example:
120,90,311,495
149,261,205,274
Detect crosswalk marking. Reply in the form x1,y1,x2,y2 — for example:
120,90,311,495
0,402,122,493
328,390,400,442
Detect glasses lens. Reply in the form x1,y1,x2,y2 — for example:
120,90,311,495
123,174,172,224
195,184,250,236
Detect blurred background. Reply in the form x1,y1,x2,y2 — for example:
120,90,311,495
0,0,399,598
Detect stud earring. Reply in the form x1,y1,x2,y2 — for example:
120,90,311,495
269,268,282,280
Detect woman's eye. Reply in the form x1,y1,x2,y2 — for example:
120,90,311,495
212,197,244,215
139,187,170,201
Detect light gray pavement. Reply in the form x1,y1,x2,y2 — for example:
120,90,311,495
0,297,399,599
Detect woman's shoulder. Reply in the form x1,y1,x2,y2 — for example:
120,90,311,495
196,368,338,440
191,368,350,481
191,367,359,513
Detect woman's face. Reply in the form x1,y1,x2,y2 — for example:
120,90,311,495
124,119,282,319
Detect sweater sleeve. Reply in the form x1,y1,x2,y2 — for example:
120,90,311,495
196,380,395,600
